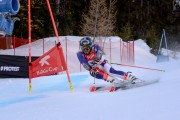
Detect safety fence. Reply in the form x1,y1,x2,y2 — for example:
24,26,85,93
0,36,134,73
0,36,36,49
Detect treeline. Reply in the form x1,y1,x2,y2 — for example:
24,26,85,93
13,0,179,52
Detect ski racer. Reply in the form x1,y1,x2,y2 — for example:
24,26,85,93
77,37,138,84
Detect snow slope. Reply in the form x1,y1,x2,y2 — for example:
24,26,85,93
0,36,180,120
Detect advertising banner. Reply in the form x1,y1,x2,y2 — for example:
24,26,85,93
0,55,38,78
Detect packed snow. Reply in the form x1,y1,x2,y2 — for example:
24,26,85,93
0,36,180,120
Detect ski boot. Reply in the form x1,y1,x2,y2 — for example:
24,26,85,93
104,75,125,92
124,72,139,84
104,74,123,84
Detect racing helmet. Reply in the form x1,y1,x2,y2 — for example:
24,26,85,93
80,37,93,54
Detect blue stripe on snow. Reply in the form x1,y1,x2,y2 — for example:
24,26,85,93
0,95,45,108
0,74,89,108
33,74,89,93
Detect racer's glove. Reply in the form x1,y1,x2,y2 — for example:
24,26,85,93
90,58,100,67
93,58,100,64
90,67,99,76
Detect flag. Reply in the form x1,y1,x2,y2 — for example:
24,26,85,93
29,45,66,78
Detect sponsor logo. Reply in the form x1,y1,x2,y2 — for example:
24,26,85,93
36,67,58,76
0,66,20,71
39,55,50,66
35,55,59,76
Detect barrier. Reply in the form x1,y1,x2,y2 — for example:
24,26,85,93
0,0,20,15
0,55,38,78
0,14,14,35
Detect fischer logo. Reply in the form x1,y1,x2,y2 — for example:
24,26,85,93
0,66,20,72
39,55,50,66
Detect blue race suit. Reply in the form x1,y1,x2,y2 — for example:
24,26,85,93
77,44,125,80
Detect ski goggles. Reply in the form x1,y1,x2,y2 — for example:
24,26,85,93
81,45,90,51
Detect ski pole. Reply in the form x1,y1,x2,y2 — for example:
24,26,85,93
110,63,165,72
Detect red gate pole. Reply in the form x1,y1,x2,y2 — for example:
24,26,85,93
46,0,73,91
28,0,32,92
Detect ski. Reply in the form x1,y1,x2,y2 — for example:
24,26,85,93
108,86,121,92
89,85,107,92
89,78,160,92
108,78,160,92
121,78,159,90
